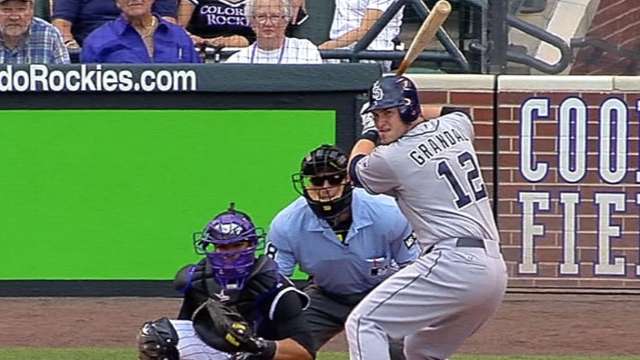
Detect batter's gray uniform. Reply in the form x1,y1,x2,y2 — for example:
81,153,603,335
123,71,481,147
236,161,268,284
348,111,507,360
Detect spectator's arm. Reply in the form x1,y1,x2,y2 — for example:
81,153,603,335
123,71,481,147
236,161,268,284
51,29,71,64
206,35,250,48
51,19,78,48
179,32,202,63
319,8,383,50
291,0,305,25
178,0,196,27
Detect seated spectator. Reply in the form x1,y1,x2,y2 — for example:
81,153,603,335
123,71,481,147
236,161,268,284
0,0,69,64
52,0,177,48
178,0,307,49
225,0,320,63
81,0,199,63
320,0,402,70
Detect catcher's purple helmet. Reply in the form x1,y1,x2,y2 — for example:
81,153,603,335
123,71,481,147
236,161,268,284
193,203,264,290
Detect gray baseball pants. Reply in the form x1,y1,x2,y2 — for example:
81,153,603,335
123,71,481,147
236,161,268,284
345,238,507,360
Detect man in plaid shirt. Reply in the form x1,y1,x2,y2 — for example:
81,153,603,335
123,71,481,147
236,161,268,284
0,0,69,64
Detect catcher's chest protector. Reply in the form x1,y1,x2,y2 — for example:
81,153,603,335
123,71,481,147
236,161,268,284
187,256,282,326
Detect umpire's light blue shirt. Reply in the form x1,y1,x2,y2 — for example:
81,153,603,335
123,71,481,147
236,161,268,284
268,188,419,295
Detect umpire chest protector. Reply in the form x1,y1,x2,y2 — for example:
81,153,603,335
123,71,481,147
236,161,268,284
175,255,306,327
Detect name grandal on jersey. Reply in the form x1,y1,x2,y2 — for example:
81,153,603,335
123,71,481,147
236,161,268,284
408,127,470,166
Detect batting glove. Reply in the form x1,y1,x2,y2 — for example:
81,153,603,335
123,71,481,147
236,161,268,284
360,102,377,135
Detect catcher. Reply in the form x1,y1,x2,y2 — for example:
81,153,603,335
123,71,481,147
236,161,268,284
137,204,315,360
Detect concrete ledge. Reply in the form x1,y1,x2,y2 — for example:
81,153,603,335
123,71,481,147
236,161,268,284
535,0,591,72
407,74,495,90
499,75,613,91
613,76,640,91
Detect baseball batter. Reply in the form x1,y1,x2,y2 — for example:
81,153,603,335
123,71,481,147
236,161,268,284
346,75,507,360
267,144,419,359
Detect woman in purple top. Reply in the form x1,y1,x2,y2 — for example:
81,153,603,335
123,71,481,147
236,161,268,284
52,0,177,48
81,0,200,63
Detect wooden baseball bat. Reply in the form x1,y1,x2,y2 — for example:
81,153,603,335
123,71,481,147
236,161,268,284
395,0,452,76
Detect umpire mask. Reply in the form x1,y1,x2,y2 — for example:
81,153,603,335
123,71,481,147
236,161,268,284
292,145,353,224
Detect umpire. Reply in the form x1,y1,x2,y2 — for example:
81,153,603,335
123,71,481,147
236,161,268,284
266,144,419,359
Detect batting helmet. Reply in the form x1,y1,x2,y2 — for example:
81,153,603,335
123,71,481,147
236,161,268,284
292,144,353,223
362,75,422,123
193,203,264,290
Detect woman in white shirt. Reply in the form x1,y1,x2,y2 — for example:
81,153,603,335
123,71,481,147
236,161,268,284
225,0,322,64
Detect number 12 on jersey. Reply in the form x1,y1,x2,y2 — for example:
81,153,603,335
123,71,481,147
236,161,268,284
437,151,487,209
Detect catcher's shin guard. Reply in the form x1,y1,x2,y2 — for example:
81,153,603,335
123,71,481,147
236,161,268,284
137,317,180,360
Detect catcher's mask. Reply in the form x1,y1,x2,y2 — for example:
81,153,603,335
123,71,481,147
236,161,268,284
362,75,422,124
292,144,353,224
193,203,264,291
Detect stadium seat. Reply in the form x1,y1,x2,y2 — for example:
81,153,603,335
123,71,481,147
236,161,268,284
290,0,335,45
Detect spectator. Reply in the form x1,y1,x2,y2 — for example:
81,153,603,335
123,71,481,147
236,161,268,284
81,0,200,63
320,0,402,70
225,0,321,63
52,0,177,48
0,0,69,64
178,0,307,49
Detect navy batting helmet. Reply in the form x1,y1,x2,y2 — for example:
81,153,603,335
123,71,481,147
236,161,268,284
362,75,421,123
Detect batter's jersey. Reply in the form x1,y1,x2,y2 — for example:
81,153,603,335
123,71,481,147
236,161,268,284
267,188,419,295
352,111,500,249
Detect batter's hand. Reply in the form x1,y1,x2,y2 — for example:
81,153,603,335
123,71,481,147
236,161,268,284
360,102,377,135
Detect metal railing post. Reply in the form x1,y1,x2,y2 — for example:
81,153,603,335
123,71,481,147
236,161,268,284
487,0,508,73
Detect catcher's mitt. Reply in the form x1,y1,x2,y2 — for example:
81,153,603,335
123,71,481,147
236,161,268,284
192,299,263,354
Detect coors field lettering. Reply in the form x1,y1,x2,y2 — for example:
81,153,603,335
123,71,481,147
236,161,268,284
516,97,640,278
520,97,632,184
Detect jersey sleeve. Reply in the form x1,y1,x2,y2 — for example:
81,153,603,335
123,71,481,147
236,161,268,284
176,290,199,320
266,218,297,277
352,150,399,195
442,111,475,142
269,289,315,356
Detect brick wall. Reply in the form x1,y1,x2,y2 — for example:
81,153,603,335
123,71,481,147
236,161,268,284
571,0,640,75
412,74,640,291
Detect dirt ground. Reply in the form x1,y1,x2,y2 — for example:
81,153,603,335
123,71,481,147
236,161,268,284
0,293,637,356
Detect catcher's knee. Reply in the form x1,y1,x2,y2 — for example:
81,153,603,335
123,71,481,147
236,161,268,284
137,317,180,360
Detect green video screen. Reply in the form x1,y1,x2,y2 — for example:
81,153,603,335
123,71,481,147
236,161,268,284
0,110,334,280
